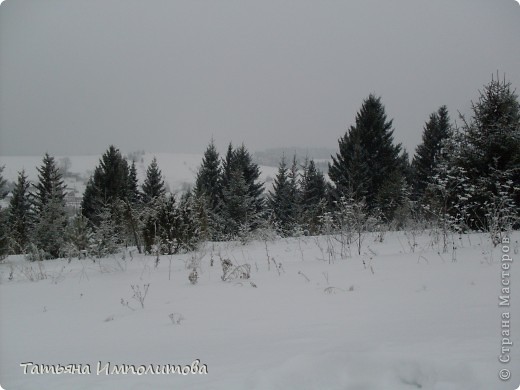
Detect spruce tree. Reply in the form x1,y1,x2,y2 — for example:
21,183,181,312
32,154,67,258
412,105,452,198
127,160,141,204
195,139,222,210
33,192,67,259
456,76,520,229
194,140,222,239
142,157,166,204
300,158,327,233
32,153,66,215
66,213,94,257
221,169,254,237
232,144,265,221
268,156,297,234
143,195,177,255
81,145,130,225
0,166,9,259
219,143,236,195
8,170,32,254
329,94,403,219
93,206,120,257
0,166,7,199
176,191,201,252
142,193,200,255
219,143,265,236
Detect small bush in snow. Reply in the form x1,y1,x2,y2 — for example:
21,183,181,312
221,261,251,282
220,257,233,277
25,243,46,262
169,312,185,325
188,269,198,285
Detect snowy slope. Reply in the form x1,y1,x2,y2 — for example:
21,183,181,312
1,231,518,389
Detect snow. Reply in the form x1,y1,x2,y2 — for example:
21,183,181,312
1,231,518,389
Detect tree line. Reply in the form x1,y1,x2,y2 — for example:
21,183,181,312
0,75,518,260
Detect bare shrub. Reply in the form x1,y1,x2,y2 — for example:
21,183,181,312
131,283,150,309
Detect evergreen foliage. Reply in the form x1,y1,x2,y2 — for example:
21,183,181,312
233,144,265,217
0,166,7,199
221,169,254,237
93,206,120,257
142,157,166,204
219,143,265,237
66,213,94,257
445,76,520,230
194,140,222,239
127,160,141,204
176,192,201,252
0,166,9,259
142,193,200,255
300,158,327,233
329,95,403,219
412,106,452,198
195,139,222,211
32,153,66,215
32,154,67,258
81,145,131,225
33,196,67,259
7,170,32,254
268,156,298,234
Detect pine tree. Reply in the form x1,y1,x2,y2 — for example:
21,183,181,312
329,94,403,219
268,156,298,234
428,132,474,250
32,153,66,215
194,140,222,239
220,143,236,194
231,144,265,223
66,213,94,257
127,160,141,204
300,158,327,233
221,169,254,237
142,193,200,255
146,195,178,255
8,170,32,254
33,194,67,259
455,76,520,230
81,145,130,225
93,206,120,257
0,166,9,259
412,105,452,198
32,154,67,258
142,157,166,204
195,139,222,210
176,191,201,252
288,155,300,209
0,166,7,199
219,143,265,236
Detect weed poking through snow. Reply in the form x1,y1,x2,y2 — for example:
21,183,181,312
169,312,185,325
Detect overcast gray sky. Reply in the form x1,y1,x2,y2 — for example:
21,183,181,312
1,0,519,157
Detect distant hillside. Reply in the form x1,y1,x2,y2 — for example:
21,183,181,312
253,147,335,172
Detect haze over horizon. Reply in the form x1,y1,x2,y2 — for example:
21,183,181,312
1,0,519,157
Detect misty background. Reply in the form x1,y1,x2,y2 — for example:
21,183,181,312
1,0,519,157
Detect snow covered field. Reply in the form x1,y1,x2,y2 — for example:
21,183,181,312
1,231,518,389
